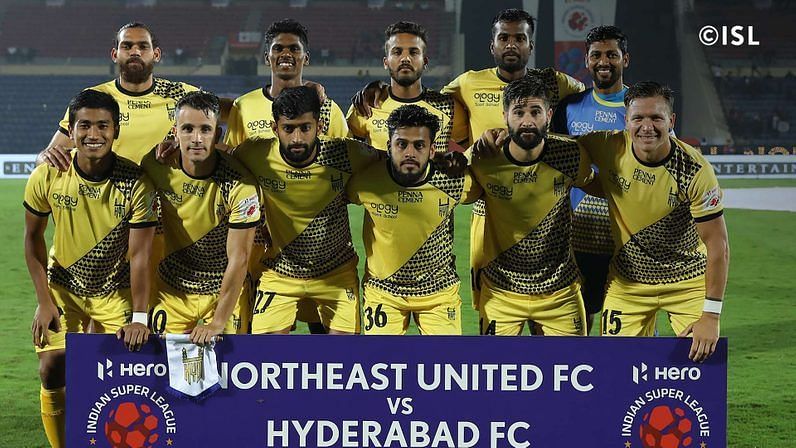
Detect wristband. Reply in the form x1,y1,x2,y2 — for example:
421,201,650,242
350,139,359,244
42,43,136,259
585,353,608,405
702,299,723,315
132,312,148,325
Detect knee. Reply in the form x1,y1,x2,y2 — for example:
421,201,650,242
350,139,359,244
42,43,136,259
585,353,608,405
39,351,66,389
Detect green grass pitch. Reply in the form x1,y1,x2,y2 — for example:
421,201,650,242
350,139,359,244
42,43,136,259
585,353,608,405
0,178,793,446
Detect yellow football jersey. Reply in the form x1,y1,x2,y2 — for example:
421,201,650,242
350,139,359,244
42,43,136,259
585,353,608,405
233,137,382,278
24,154,158,297
577,131,725,284
441,66,585,144
58,78,198,164
140,151,261,294
225,87,349,147
470,135,594,295
346,88,468,151
347,162,481,297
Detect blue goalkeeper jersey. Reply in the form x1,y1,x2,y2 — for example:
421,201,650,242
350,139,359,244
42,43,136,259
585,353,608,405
552,86,627,254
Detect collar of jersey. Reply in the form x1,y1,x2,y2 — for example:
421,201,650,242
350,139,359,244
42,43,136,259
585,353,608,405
629,133,677,168
591,86,627,107
494,67,529,84
502,138,545,166
388,87,426,103
73,153,116,182
262,86,274,101
178,151,218,180
115,78,155,97
387,158,433,188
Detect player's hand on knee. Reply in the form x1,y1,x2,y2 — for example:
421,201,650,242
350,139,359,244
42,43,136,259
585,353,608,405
352,80,388,118
678,313,720,363
31,302,61,348
40,144,72,171
117,322,150,352
189,321,223,345
155,139,179,165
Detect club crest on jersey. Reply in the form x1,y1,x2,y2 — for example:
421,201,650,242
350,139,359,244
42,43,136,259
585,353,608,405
554,176,567,196
331,173,345,192
668,188,681,208
114,198,126,219
216,202,227,219
346,288,356,301
438,198,451,217
167,104,176,121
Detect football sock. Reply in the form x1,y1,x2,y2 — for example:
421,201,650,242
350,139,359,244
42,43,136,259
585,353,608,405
40,385,65,448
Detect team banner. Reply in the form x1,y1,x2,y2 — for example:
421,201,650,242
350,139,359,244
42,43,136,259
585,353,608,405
553,0,617,83
67,334,726,447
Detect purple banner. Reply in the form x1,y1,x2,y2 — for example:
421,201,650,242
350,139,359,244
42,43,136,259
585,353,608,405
67,334,727,447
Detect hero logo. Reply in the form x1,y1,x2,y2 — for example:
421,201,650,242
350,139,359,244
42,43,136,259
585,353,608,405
632,363,701,384
97,359,167,381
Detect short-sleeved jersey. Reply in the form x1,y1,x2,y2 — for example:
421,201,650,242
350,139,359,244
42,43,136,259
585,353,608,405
347,162,481,297
551,87,627,255
578,131,724,284
470,135,594,295
24,154,158,297
58,78,198,164
441,67,585,145
346,88,468,151
233,137,381,278
224,87,349,147
141,151,261,295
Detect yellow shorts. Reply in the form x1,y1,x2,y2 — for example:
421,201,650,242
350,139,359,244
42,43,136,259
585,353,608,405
479,277,586,336
36,282,131,353
601,273,704,336
251,263,360,334
150,278,250,335
362,283,462,335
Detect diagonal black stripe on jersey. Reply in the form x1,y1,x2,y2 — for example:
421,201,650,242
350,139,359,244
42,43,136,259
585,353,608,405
422,89,456,150
319,98,335,137
664,142,702,196
266,194,356,278
366,215,459,297
472,198,486,216
157,155,243,295
613,201,706,284
543,135,582,179
152,77,191,100
572,195,613,254
526,67,565,109
49,222,131,297
428,168,466,201
483,195,579,295
159,222,230,294
315,139,353,173
109,156,144,204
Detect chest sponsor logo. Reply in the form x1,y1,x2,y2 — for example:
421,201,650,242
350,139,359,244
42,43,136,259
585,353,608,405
632,168,656,186
609,170,631,192
258,176,286,193
594,110,618,124
370,118,388,131
246,119,274,132
182,183,206,198
127,99,151,110
473,92,501,106
486,183,513,200
163,190,183,205
513,171,538,184
398,191,423,203
119,112,131,125
570,121,594,135
78,184,101,199
51,192,78,210
285,169,312,180
368,202,399,219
